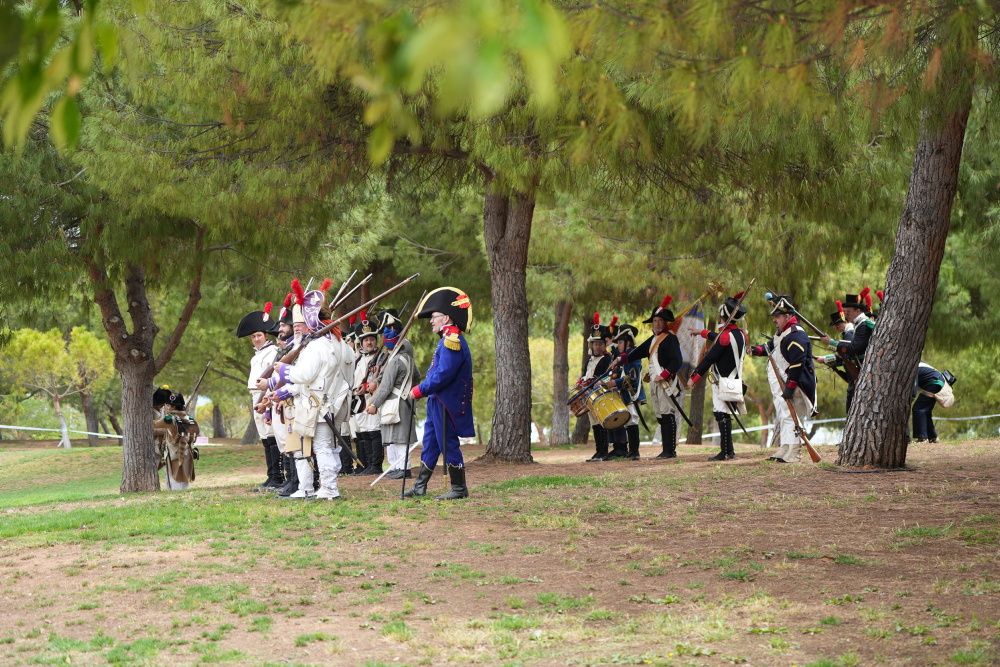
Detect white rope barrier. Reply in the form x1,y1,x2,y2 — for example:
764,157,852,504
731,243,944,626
0,424,123,439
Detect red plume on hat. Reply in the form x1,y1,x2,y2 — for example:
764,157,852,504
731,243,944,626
283,293,292,309
348,314,357,326
733,290,746,300
262,301,273,321
660,295,672,309
836,299,845,318
609,315,618,328
860,286,872,311
319,278,333,294
359,309,368,323
291,279,306,306
876,290,885,302
592,311,600,325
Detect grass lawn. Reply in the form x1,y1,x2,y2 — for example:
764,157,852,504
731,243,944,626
0,438,997,666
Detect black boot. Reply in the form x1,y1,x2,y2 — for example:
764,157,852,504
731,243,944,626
367,435,385,475
708,412,731,461
435,464,469,500
724,422,736,460
608,428,628,458
312,451,320,491
403,463,434,498
626,425,641,460
587,426,609,462
254,440,275,492
655,415,677,459
263,438,284,489
278,453,299,497
343,438,358,475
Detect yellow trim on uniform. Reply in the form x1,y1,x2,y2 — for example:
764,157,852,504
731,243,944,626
444,333,462,351
788,341,805,352
788,363,802,368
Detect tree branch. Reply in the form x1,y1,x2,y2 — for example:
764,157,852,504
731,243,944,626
154,226,206,373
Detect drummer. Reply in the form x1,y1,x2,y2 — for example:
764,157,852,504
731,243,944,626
577,312,614,462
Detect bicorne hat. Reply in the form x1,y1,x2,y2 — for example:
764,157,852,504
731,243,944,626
719,291,748,321
643,295,675,324
418,287,472,332
236,301,280,338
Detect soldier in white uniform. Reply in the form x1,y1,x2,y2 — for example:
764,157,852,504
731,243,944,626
236,302,282,491
262,280,344,500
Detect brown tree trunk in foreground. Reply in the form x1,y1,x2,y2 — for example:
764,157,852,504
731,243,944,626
480,183,535,463
242,416,259,444
839,95,972,468
550,299,573,446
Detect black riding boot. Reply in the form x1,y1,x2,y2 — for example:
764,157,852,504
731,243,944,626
312,451,320,491
435,464,469,500
403,463,434,498
342,438,357,475
708,412,732,461
626,425,641,460
264,437,284,489
608,428,628,458
587,426,609,461
367,434,385,475
656,415,677,458
255,440,276,491
278,453,299,497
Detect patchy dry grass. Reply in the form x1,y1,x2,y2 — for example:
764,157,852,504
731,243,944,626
0,440,998,665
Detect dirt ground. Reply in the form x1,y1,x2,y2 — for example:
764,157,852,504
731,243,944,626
0,439,997,666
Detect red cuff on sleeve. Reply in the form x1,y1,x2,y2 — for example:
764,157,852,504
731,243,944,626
786,380,797,390
659,370,671,380
411,385,423,400
690,373,702,384
699,329,709,338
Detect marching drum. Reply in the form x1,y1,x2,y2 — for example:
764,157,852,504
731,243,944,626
585,385,630,429
567,386,591,417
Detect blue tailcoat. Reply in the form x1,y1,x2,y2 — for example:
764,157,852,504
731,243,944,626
417,332,474,467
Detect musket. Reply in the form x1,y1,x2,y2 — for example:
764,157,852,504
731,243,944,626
765,353,822,463
697,277,755,363
185,360,212,413
329,269,358,307
331,273,373,312
255,273,420,387
377,291,427,375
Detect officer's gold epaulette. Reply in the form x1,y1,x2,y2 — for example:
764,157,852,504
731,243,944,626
444,333,462,351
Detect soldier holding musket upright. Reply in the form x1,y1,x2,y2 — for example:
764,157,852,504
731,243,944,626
351,312,384,475
367,309,421,479
750,294,817,463
688,291,749,462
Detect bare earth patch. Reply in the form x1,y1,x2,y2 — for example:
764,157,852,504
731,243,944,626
0,439,997,666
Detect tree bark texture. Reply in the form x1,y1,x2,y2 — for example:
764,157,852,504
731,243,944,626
212,403,228,438
480,185,535,463
550,299,573,446
839,97,972,468
80,391,99,446
242,416,259,444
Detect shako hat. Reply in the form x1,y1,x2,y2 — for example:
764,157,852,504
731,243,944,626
842,287,872,312
643,294,675,324
719,290,748,321
418,286,472,332
355,310,379,340
587,312,609,343
236,301,280,338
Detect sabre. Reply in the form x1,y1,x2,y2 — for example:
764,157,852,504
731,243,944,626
620,368,653,433
669,393,693,428
725,401,751,440
323,414,359,464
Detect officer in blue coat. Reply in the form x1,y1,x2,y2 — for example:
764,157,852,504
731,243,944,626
406,287,475,500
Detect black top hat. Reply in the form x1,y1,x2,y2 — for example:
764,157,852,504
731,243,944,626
842,287,872,312
236,304,280,338
643,295,675,324
418,287,472,332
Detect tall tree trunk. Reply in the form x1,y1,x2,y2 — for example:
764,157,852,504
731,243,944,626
53,395,71,448
105,401,122,436
550,299,573,446
80,390,99,446
839,95,972,468
480,184,535,463
212,403,228,438
241,416,259,444
571,314,591,444
118,359,159,491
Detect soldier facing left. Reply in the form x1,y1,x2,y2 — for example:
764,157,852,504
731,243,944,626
236,301,283,492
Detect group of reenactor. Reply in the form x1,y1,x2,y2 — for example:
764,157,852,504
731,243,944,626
236,278,475,500
573,286,930,463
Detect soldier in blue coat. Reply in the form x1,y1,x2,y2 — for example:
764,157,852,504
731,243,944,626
406,287,475,500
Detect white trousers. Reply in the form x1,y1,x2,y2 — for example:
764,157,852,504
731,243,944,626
295,421,342,497
650,379,684,419
272,410,289,453
772,390,813,462
386,443,409,471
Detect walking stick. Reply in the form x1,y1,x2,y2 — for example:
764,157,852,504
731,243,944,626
399,398,418,499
